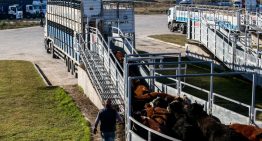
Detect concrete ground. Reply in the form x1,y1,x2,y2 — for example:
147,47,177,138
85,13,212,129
135,15,186,54
0,15,185,86
0,27,77,86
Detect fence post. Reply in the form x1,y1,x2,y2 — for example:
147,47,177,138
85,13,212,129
124,58,129,140
127,77,132,141
148,131,151,141
250,73,257,124
209,61,214,115
177,54,181,96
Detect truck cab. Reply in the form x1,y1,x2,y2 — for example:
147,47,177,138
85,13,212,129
26,5,35,15
167,6,187,34
179,0,192,5
8,5,23,19
233,0,242,8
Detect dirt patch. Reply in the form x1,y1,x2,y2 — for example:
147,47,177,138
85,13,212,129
63,85,125,141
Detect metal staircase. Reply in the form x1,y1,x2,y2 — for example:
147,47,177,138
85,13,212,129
77,26,125,113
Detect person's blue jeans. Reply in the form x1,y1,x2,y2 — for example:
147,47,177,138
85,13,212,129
101,132,115,141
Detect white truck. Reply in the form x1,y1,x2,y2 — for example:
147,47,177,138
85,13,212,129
8,4,23,19
232,0,257,11
233,0,242,7
167,6,188,34
24,4,38,18
167,5,242,34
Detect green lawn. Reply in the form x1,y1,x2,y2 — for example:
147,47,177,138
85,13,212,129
0,20,40,30
0,60,90,140
149,34,188,46
134,2,169,14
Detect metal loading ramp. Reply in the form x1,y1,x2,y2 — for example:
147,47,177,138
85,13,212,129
185,6,262,82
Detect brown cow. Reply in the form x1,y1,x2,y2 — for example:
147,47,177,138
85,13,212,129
134,85,149,97
141,116,162,132
114,51,125,65
229,123,262,141
144,103,169,118
134,92,175,101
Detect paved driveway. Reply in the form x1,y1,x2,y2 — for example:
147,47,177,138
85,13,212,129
135,15,186,53
0,27,77,86
0,15,185,85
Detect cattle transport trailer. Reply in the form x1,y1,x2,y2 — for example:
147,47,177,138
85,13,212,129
44,0,135,77
167,5,243,33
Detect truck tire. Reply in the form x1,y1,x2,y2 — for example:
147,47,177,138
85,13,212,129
67,57,71,72
65,57,69,67
180,24,187,34
75,72,78,78
71,60,74,75
170,23,178,32
168,23,172,30
170,26,175,32
51,46,57,58
45,41,51,54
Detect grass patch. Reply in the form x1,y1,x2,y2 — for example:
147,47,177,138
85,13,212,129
149,34,188,46
0,60,90,140
0,20,40,30
134,2,169,14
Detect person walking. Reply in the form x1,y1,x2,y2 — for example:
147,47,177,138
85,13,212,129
93,99,123,141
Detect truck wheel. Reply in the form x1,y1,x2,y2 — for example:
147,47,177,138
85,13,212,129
65,57,69,67
51,46,57,58
168,23,171,30
67,58,71,72
180,24,187,34
9,15,14,20
170,23,177,32
46,41,51,54
75,72,78,78
71,60,75,75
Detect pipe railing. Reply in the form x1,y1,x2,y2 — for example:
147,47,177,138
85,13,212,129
77,34,105,104
112,26,137,54
88,27,125,99
128,117,180,141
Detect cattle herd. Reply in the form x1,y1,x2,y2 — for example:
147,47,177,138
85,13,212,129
130,79,262,141
112,51,262,141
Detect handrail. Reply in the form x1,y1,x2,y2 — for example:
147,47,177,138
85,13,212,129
77,36,105,104
112,26,138,55
129,117,181,141
88,26,125,102
89,26,124,73
154,71,251,108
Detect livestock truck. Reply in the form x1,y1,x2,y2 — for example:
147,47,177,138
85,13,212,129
167,5,243,34
44,0,134,77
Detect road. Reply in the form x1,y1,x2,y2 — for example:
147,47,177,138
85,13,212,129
135,15,185,53
0,27,77,86
0,15,185,86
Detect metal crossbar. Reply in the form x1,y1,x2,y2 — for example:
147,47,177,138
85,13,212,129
189,8,262,76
